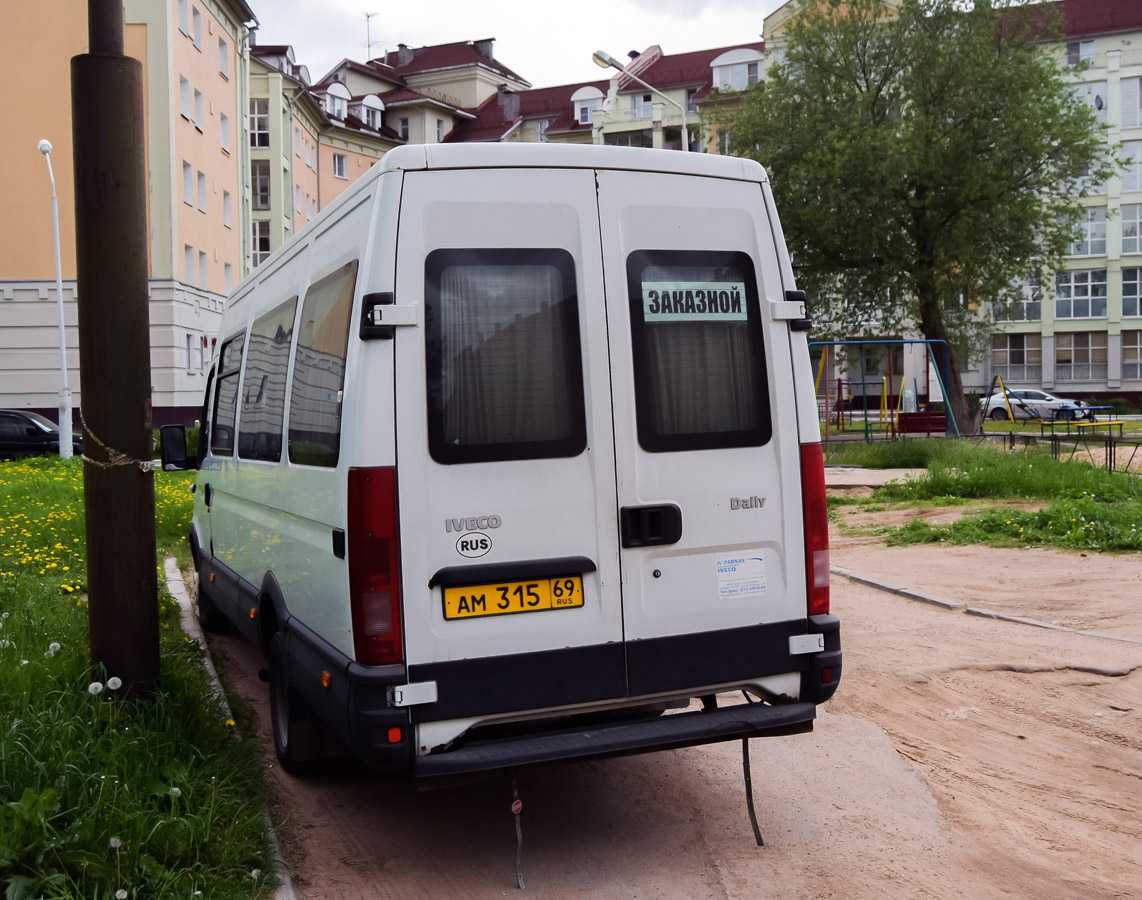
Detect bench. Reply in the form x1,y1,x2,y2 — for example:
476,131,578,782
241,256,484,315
1073,420,1125,436
896,411,946,434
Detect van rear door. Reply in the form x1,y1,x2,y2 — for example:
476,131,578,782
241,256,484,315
393,167,627,732
594,169,806,698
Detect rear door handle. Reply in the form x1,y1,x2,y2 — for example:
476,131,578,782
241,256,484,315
204,482,213,507
620,504,683,548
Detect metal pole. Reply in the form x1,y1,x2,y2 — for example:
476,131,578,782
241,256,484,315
594,51,689,150
71,0,159,692
38,140,73,459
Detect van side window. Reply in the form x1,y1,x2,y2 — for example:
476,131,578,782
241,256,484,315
238,297,297,462
288,260,358,467
210,333,245,456
424,248,587,464
626,250,771,452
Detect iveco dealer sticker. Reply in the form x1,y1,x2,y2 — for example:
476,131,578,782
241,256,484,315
716,554,768,599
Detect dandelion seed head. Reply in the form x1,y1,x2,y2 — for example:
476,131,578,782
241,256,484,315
169,787,181,799
107,676,122,691
251,869,261,881
116,890,127,899
49,642,60,652
88,681,104,695
109,836,122,848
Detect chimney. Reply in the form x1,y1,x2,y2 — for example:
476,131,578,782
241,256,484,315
499,87,519,122
397,43,414,66
628,50,640,61
474,38,494,59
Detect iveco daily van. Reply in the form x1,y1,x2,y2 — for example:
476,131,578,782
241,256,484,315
161,143,841,778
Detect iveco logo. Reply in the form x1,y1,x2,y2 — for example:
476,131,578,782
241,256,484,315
730,496,766,510
456,532,492,558
445,516,502,532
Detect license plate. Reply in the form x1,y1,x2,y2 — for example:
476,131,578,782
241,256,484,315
443,575,584,620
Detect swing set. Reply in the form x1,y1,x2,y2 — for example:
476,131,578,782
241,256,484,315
809,339,960,444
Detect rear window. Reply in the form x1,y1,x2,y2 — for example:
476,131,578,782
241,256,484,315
425,248,586,465
627,250,771,452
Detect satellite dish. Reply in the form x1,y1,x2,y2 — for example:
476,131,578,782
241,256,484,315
1095,94,1104,110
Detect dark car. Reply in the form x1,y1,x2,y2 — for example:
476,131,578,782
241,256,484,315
0,409,83,459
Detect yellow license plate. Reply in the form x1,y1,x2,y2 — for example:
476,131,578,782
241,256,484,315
443,575,584,620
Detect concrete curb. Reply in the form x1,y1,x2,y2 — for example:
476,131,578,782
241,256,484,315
164,557,299,900
830,564,1142,645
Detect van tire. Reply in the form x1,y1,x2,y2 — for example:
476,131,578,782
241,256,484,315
269,632,321,776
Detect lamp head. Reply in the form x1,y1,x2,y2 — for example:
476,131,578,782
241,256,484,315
592,51,623,71
38,139,53,155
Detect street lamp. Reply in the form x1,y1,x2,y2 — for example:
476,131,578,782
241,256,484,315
592,50,689,151
38,139,73,460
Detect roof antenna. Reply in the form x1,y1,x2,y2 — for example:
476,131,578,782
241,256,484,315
365,12,378,60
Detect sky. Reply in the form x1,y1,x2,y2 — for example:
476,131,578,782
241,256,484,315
253,0,784,89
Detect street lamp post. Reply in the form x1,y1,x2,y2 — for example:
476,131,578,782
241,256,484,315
38,139,73,459
592,50,689,151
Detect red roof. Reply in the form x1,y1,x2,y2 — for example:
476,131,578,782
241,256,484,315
619,42,766,94
446,80,609,143
377,40,529,87
1061,0,1142,36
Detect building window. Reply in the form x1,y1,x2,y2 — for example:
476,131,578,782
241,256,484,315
197,171,207,212
220,112,230,152
293,127,300,156
194,88,203,130
252,160,270,210
333,153,348,178
1055,269,1106,318
250,99,270,148
223,190,232,228
224,263,233,293
1069,82,1107,124
218,36,229,78
180,76,190,119
1066,39,1094,67
399,118,409,140
184,244,195,285
991,333,1042,383
182,161,193,205
436,118,445,141
713,62,759,92
1067,207,1106,256
252,220,271,267
187,333,198,372
307,140,316,169
577,99,599,124
178,0,188,34
1124,268,1141,317
1124,78,1142,129
1124,331,1142,379
996,275,1042,322
327,95,346,119
198,251,208,290
634,93,653,119
1124,141,1142,192
1124,205,1142,255
537,119,551,141
295,184,301,212
191,7,201,50
1055,331,1107,381
365,107,380,129
718,128,732,156
686,88,698,113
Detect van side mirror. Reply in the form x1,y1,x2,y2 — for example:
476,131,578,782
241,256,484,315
160,424,192,471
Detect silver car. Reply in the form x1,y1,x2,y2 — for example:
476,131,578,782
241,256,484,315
981,389,1088,421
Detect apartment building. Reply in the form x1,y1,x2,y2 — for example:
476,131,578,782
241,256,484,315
988,0,1142,405
0,0,255,426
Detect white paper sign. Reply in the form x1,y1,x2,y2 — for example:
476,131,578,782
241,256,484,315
643,282,748,323
716,554,768,600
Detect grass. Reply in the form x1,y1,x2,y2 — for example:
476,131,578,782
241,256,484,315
0,456,275,899
826,438,1142,552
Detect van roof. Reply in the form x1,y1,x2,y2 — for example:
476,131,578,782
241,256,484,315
378,143,768,184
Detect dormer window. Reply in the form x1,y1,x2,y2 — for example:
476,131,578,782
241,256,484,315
710,48,764,92
365,108,380,129
571,86,605,126
328,96,347,118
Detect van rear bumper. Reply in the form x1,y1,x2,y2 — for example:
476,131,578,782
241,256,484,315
412,700,816,778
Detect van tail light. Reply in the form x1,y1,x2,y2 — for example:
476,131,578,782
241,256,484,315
800,442,830,616
347,467,404,665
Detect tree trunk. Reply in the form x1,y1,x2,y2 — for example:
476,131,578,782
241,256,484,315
915,269,980,435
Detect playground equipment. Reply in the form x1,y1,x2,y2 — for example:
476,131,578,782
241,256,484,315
810,339,959,444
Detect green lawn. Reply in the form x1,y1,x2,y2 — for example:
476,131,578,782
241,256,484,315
0,457,275,899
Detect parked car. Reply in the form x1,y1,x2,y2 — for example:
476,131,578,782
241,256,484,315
0,409,83,458
981,389,1090,421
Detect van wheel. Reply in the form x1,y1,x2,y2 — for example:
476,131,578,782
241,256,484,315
988,408,1009,421
269,632,320,776
195,578,230,633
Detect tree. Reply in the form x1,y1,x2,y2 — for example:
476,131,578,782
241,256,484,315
729,0,1116,430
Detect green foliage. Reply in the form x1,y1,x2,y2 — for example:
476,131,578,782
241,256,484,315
0,457,274,898
729,0,1117,427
